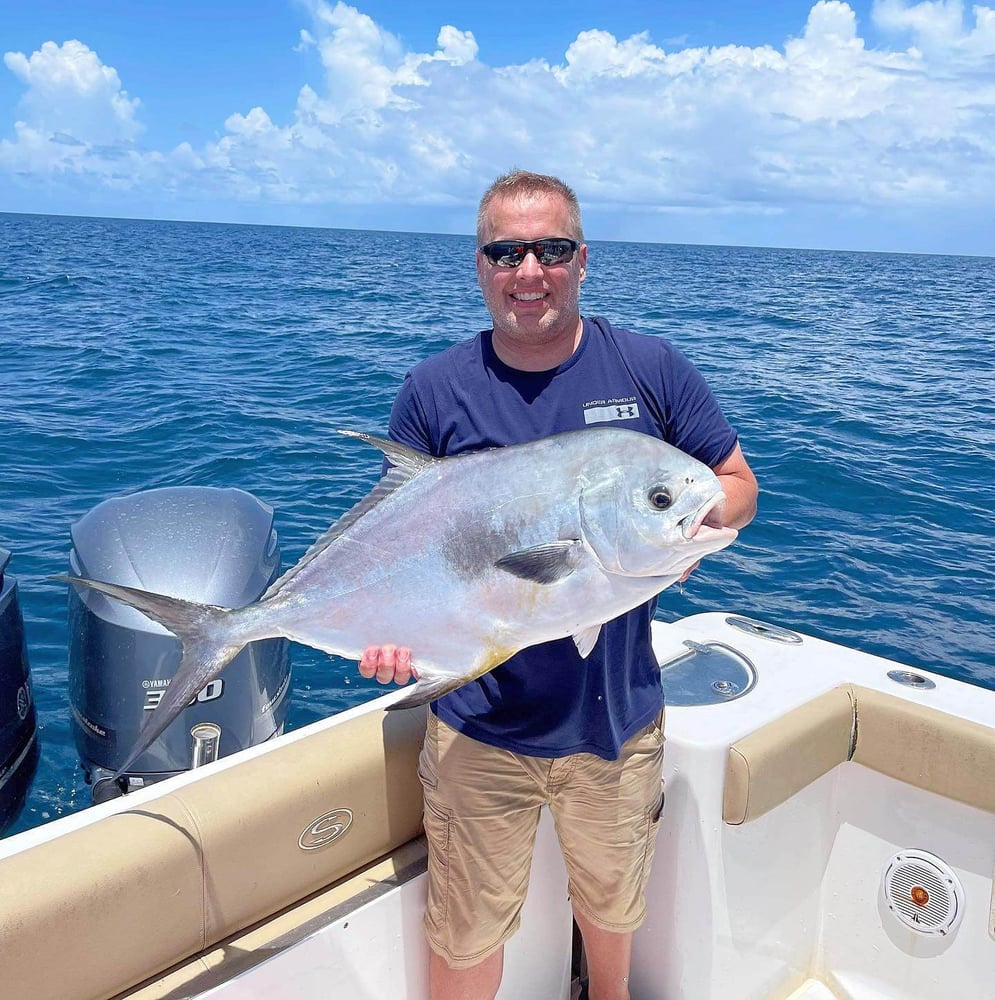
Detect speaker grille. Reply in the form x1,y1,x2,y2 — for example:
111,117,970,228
882,850,964,936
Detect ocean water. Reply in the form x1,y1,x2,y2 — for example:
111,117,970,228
1,213,993,837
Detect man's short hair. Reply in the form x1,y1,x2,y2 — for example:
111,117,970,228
477,169,584,244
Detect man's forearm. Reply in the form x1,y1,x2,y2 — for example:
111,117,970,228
718,473,758,530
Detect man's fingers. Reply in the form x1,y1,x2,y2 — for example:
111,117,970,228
359,645,416,685
359,646,380,679
376,645,397,685
392,647,413,686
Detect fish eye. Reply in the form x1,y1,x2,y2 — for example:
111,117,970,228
649,487,673,510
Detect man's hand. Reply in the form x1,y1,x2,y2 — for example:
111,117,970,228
359,645,415,685
681,442,757,587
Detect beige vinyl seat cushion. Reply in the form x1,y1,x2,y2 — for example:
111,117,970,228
724,684,995,825
0,704,427,1000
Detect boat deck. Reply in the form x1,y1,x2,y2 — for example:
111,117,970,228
785,983,840,999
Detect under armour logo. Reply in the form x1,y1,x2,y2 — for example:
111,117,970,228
583,401,641,425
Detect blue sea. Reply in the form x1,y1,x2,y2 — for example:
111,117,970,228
1,212,993,838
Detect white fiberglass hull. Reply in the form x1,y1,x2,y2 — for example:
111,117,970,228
0,612,992,1000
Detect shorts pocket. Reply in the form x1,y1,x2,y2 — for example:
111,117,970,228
422,796,453,927
423,797,452,856
650,786,666,823
418,713,440,790
649,707,666,746
641,783,666,880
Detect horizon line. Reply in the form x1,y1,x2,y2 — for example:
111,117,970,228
1,208,991,262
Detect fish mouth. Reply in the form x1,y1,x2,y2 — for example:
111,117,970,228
680,492,737,543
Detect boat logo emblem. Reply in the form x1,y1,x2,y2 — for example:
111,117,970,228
16,684,30,721
299,808,354,851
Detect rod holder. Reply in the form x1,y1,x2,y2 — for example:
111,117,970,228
190,722,222,769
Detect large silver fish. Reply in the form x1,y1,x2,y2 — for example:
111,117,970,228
66,427,738,779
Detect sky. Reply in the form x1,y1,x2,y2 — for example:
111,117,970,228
2,1,994,254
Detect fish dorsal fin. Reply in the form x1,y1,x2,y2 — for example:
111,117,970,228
495,540,583,585
337,430,438,476
262,433,437,600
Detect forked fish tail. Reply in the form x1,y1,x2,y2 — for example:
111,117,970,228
61,575,256,780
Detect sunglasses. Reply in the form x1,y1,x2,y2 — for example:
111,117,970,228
478,238,580,267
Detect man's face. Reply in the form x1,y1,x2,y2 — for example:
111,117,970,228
476,192,588,351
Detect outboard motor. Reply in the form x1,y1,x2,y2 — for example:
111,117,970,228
0,546,39,834
67,487,291,801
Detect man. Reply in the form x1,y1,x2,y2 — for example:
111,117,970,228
360,170,758,1000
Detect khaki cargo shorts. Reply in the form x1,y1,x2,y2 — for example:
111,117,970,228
418,710,666,968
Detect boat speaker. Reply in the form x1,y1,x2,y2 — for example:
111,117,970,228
881,849,964,936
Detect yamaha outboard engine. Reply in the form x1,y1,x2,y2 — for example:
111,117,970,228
0,546,39,833
67,487,291,801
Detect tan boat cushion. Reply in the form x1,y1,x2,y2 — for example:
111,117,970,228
850,685,995,814
120,838,429,999
724,683,995,824
723,686,856,825
0,704,427,1000
0,809,205,1000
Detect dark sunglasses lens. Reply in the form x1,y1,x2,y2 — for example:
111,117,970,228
485,242,524,266
536,240,576,265
481,239,577,266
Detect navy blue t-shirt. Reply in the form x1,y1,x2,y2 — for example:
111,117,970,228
388,316,738,760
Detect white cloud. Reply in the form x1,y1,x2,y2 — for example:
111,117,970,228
2,1,994,232
3,39,141,146
297,0,478,122
557,29,671,83
295,29,317,53
435,25,478,66
872,0,995,64
873,0,969,50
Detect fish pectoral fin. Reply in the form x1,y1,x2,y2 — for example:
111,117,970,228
495,540,583,585
572,624,603,658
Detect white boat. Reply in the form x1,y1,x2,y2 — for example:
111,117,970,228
1,611,993,999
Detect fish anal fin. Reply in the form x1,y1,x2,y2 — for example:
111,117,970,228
572,624,603,658
384,644,518,711
384,675,466,711
495,540,583,585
